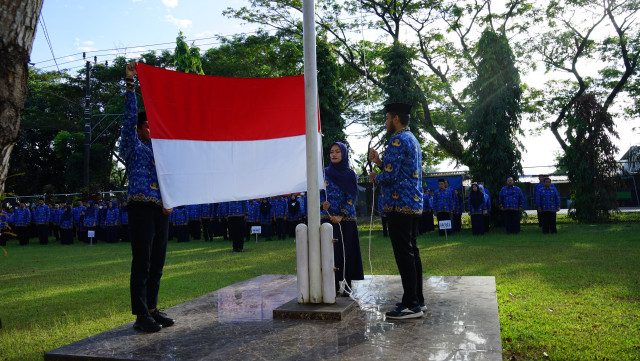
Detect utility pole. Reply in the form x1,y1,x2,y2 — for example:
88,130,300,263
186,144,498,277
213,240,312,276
83,55,91,189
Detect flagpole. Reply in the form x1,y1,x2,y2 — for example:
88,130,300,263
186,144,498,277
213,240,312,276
302,0,322,304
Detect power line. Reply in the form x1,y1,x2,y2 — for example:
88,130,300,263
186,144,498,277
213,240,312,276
38,13,61,75
32,11,381,66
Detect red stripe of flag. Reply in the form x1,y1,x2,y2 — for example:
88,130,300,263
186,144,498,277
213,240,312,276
137,63,315,141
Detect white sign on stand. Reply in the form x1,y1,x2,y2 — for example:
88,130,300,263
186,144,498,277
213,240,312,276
251,226,261,243
87,230,95,246
439,220,452,240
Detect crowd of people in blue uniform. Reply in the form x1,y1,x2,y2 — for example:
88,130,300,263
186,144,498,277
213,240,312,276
0,175,562,248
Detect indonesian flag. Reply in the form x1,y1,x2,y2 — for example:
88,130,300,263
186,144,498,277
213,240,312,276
136,63,322,209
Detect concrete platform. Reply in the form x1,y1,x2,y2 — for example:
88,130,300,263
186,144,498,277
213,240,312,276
45,275,502,361
273,297,357,320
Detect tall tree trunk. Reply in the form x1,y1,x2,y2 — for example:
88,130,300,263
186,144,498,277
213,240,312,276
0,0,43,197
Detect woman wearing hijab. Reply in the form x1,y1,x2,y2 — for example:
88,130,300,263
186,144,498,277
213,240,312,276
468,184,487,235
321,142,364,296
60,205,74,245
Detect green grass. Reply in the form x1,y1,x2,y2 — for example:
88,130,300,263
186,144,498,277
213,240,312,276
1,221,639,361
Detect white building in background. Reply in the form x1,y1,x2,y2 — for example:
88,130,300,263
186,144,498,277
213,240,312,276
619,146,640,174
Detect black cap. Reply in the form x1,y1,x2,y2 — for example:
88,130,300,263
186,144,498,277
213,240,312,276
384,102,412,115
137,112,147,128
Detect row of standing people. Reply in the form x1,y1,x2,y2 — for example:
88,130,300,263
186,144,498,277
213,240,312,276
0,199,129,246
167,194,308,252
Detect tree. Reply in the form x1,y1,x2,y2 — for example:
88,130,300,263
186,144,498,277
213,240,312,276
560,94,620,222
0,0,44,197
464,28,523,211
224,0,532,165
174,31,204,74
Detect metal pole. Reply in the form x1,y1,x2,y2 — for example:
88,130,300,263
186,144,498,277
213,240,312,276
83,61,91,188
302,0,322,303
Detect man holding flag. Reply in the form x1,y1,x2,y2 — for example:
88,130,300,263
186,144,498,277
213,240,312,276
121,62,175,333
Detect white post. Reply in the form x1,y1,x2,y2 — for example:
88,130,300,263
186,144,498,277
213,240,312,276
295,224,310,303
320,223,336,303
302,0,322,303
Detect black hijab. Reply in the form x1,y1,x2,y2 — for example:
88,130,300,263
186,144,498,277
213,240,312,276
470,184,484,208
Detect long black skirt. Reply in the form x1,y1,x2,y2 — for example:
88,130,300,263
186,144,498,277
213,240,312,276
327,220,364,291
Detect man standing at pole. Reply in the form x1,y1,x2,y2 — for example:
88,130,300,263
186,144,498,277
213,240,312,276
121,62,174,332
369,103,425,320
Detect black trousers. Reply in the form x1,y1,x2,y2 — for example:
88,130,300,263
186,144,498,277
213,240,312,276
61,228,74,245
436,212,451,236
228,216,245,250
175,224,189,243
381,216,389,237
128,203,169,316
188,220,201,240
537,210,543,227
541,211,557,234
106,226,119,243
287,220,298,238
260,222,272,239
37,224,49,244
201,218,212,241
275,218,286,240
16,226,29,245
0,232,8,246
51,224,60,241
453,213,462,232
388,213,424,308
504,210,521,234
484,214,491,233
470,214,485,235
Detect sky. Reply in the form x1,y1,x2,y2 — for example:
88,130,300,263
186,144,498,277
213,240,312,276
30,0,639,176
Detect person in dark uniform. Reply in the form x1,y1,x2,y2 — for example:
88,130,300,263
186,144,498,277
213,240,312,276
369,103,425,320
121,62,174,332
419,187,434,234
273,196,287,240
468,184,487,235
186,204,201,241
536,177,560,234
432,179,452,236
452,189,463,232
478,182,491,233
119,202,130,242
34,198,50,245
13,202,31,246
173,206,189,243
499,177,524,234
83,201,98,244
200,203,213,242
60,205,74,245
321,142,365,296
227,200,248,252
258,198,273,241
287,194,300,238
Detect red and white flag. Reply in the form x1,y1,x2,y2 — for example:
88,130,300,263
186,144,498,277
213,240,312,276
136,63,321,208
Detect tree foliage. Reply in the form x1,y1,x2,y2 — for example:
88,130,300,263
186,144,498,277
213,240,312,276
560,94,620,222
174,31,204,74
464,28,523,209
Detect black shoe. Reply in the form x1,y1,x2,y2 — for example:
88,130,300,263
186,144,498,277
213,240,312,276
396,302,427,312
385,305,423,319
134,314,162,332
150,309,175,327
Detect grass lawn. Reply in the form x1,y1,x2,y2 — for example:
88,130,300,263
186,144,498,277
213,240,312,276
0,220,639,360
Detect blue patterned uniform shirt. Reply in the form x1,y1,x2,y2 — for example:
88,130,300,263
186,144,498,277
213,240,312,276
13,208,31,226
186,204,201,221
0,211,9,230
537,187,560,211
376,128,423,215
273,198,287,218
247,201,260,222
227,201,248,217
499,186,524,210
72,206,85,224
320,176,357,221
34,205,50,225
105,208,120,226
200,204,212,219
217,202,229,218
433,188,452,213
173,207,188,226
120,91,163,206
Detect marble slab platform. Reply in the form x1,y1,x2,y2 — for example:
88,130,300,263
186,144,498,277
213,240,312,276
45,275,502,361
273,297,356,320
